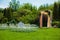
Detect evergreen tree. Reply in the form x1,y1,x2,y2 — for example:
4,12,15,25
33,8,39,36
53,2,59,21
3,8,12,21
58,0,60,20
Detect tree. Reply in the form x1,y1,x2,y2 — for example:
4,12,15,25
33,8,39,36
38,4,53,11
0,12,3,19
53,2,59,21
58,1,60,20
9,0,20,11
0,8,3,13
16,3,38,24
3,8,12,21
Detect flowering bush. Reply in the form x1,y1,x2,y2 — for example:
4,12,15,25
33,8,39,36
10,27,38,32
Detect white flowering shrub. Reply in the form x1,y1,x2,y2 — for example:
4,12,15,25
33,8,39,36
0,23,39,32
0,24,8,30
10,27,38,32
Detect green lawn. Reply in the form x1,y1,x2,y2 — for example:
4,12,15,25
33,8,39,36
0,28,60,40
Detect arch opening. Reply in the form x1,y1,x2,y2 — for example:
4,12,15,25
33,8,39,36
42,14,48,27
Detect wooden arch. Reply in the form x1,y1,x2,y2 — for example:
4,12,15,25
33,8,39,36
39,10,52,28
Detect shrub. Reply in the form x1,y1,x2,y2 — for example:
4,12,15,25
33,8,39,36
52,21,60,28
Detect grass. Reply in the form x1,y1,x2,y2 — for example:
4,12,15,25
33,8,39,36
0,28,60,40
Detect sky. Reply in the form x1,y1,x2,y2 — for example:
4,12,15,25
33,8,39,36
0,0,58,8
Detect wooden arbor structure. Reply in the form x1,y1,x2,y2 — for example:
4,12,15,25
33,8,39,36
39,10,52,28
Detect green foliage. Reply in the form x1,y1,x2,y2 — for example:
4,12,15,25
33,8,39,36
0,12,3,19
9,0,20,11
53,2,59,21
3,8,12,21
1,0,60,26
16,3,38,24
0,2,54,26
13,12,18,18
0,8,3,12
38,4,53,11
20,3,32,10
58,22,60,28
52,21,60,28
1,18,8,23
58,1,60,20
17,9,37,24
